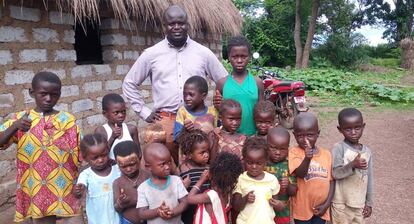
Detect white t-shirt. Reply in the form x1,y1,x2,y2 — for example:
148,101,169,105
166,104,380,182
137,175,188,224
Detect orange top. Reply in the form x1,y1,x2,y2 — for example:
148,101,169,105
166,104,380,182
288,146,332,221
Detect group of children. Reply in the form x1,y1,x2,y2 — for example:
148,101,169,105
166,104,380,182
0,35,373,224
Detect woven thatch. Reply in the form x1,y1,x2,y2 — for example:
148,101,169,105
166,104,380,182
7,0,242,35
400,38,414,69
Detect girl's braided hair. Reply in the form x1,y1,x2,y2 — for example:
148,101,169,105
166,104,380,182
242,136,268,159
80,133,107,158
253,100,276,118
210,152,243,198
177,129,209,155
219,99,241,115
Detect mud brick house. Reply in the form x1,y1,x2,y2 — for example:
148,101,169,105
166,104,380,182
0,0,241,220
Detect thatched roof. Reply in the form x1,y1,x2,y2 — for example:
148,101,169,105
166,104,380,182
18,0,242,35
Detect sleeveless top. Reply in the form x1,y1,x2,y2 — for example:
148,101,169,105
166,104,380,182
223,73,258,136
103,123,133,159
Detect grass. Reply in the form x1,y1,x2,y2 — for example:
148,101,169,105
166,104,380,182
369,58,400,68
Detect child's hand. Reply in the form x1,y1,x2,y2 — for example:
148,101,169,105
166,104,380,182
352,153,368,170
200,170,210,182
73,183,85,198
117,188,129,208
111,123,123,139
181,175,191,188
363,205,372,218
213,90,223,109
157,201,173,219
304,138,313,159
269,198,285,211
13,111,32,132
313,203,329,216
245,190,255,203
280,177,289,191
184,119,194,131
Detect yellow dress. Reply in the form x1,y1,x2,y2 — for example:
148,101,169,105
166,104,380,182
0,110,82,221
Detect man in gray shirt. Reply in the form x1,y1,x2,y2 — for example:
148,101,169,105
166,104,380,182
122,5,228,161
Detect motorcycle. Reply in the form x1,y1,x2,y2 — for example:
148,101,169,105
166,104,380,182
252,52,308,129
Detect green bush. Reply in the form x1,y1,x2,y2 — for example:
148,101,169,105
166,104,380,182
275,68,414,105
369,58,400,68
312,33,369,69
363,44,401,59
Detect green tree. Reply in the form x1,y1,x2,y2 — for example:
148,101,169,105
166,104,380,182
232,0,301,66
360,0,414,43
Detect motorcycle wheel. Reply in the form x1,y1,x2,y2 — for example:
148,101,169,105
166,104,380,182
278,96,299,129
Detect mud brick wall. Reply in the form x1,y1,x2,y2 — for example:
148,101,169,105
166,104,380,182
0,2,223,217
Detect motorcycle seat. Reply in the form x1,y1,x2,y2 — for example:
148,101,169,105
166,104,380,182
274,81,294,87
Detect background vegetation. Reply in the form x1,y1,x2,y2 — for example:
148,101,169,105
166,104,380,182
224,0,414,107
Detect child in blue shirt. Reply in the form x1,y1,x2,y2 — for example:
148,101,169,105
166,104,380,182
74,133,121,224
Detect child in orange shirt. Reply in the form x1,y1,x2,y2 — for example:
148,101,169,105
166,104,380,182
288,112,334,224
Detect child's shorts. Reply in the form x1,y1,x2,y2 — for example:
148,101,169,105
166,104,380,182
331,203,364,224
120,215,133,224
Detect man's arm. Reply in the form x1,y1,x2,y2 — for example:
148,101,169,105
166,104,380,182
204,50,229,83
122,52,152,120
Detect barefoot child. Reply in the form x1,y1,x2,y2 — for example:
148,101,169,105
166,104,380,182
0,72,83,223
74,134,121,224
113,141,150,224
95,93,140,160
137,143,188,224
210,99,246,161
214,35,264,136
188,152,243,224
331,108,373,223
289,112,334,224
176,129,211,223
233,137,285,223
173,76,219,141
254,100,277,139
265,127,298,224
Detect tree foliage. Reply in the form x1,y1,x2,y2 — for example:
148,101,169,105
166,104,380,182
360,0,414,43
231,0,306,66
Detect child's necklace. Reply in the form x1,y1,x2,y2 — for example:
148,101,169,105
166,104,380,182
125,175,140,188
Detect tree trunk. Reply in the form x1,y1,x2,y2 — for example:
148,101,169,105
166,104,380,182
301,0,320,68
294,0,303,69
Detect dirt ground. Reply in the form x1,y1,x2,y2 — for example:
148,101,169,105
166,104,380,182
311,105,414,224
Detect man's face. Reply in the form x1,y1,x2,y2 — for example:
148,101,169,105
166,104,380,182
164,8,188,46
